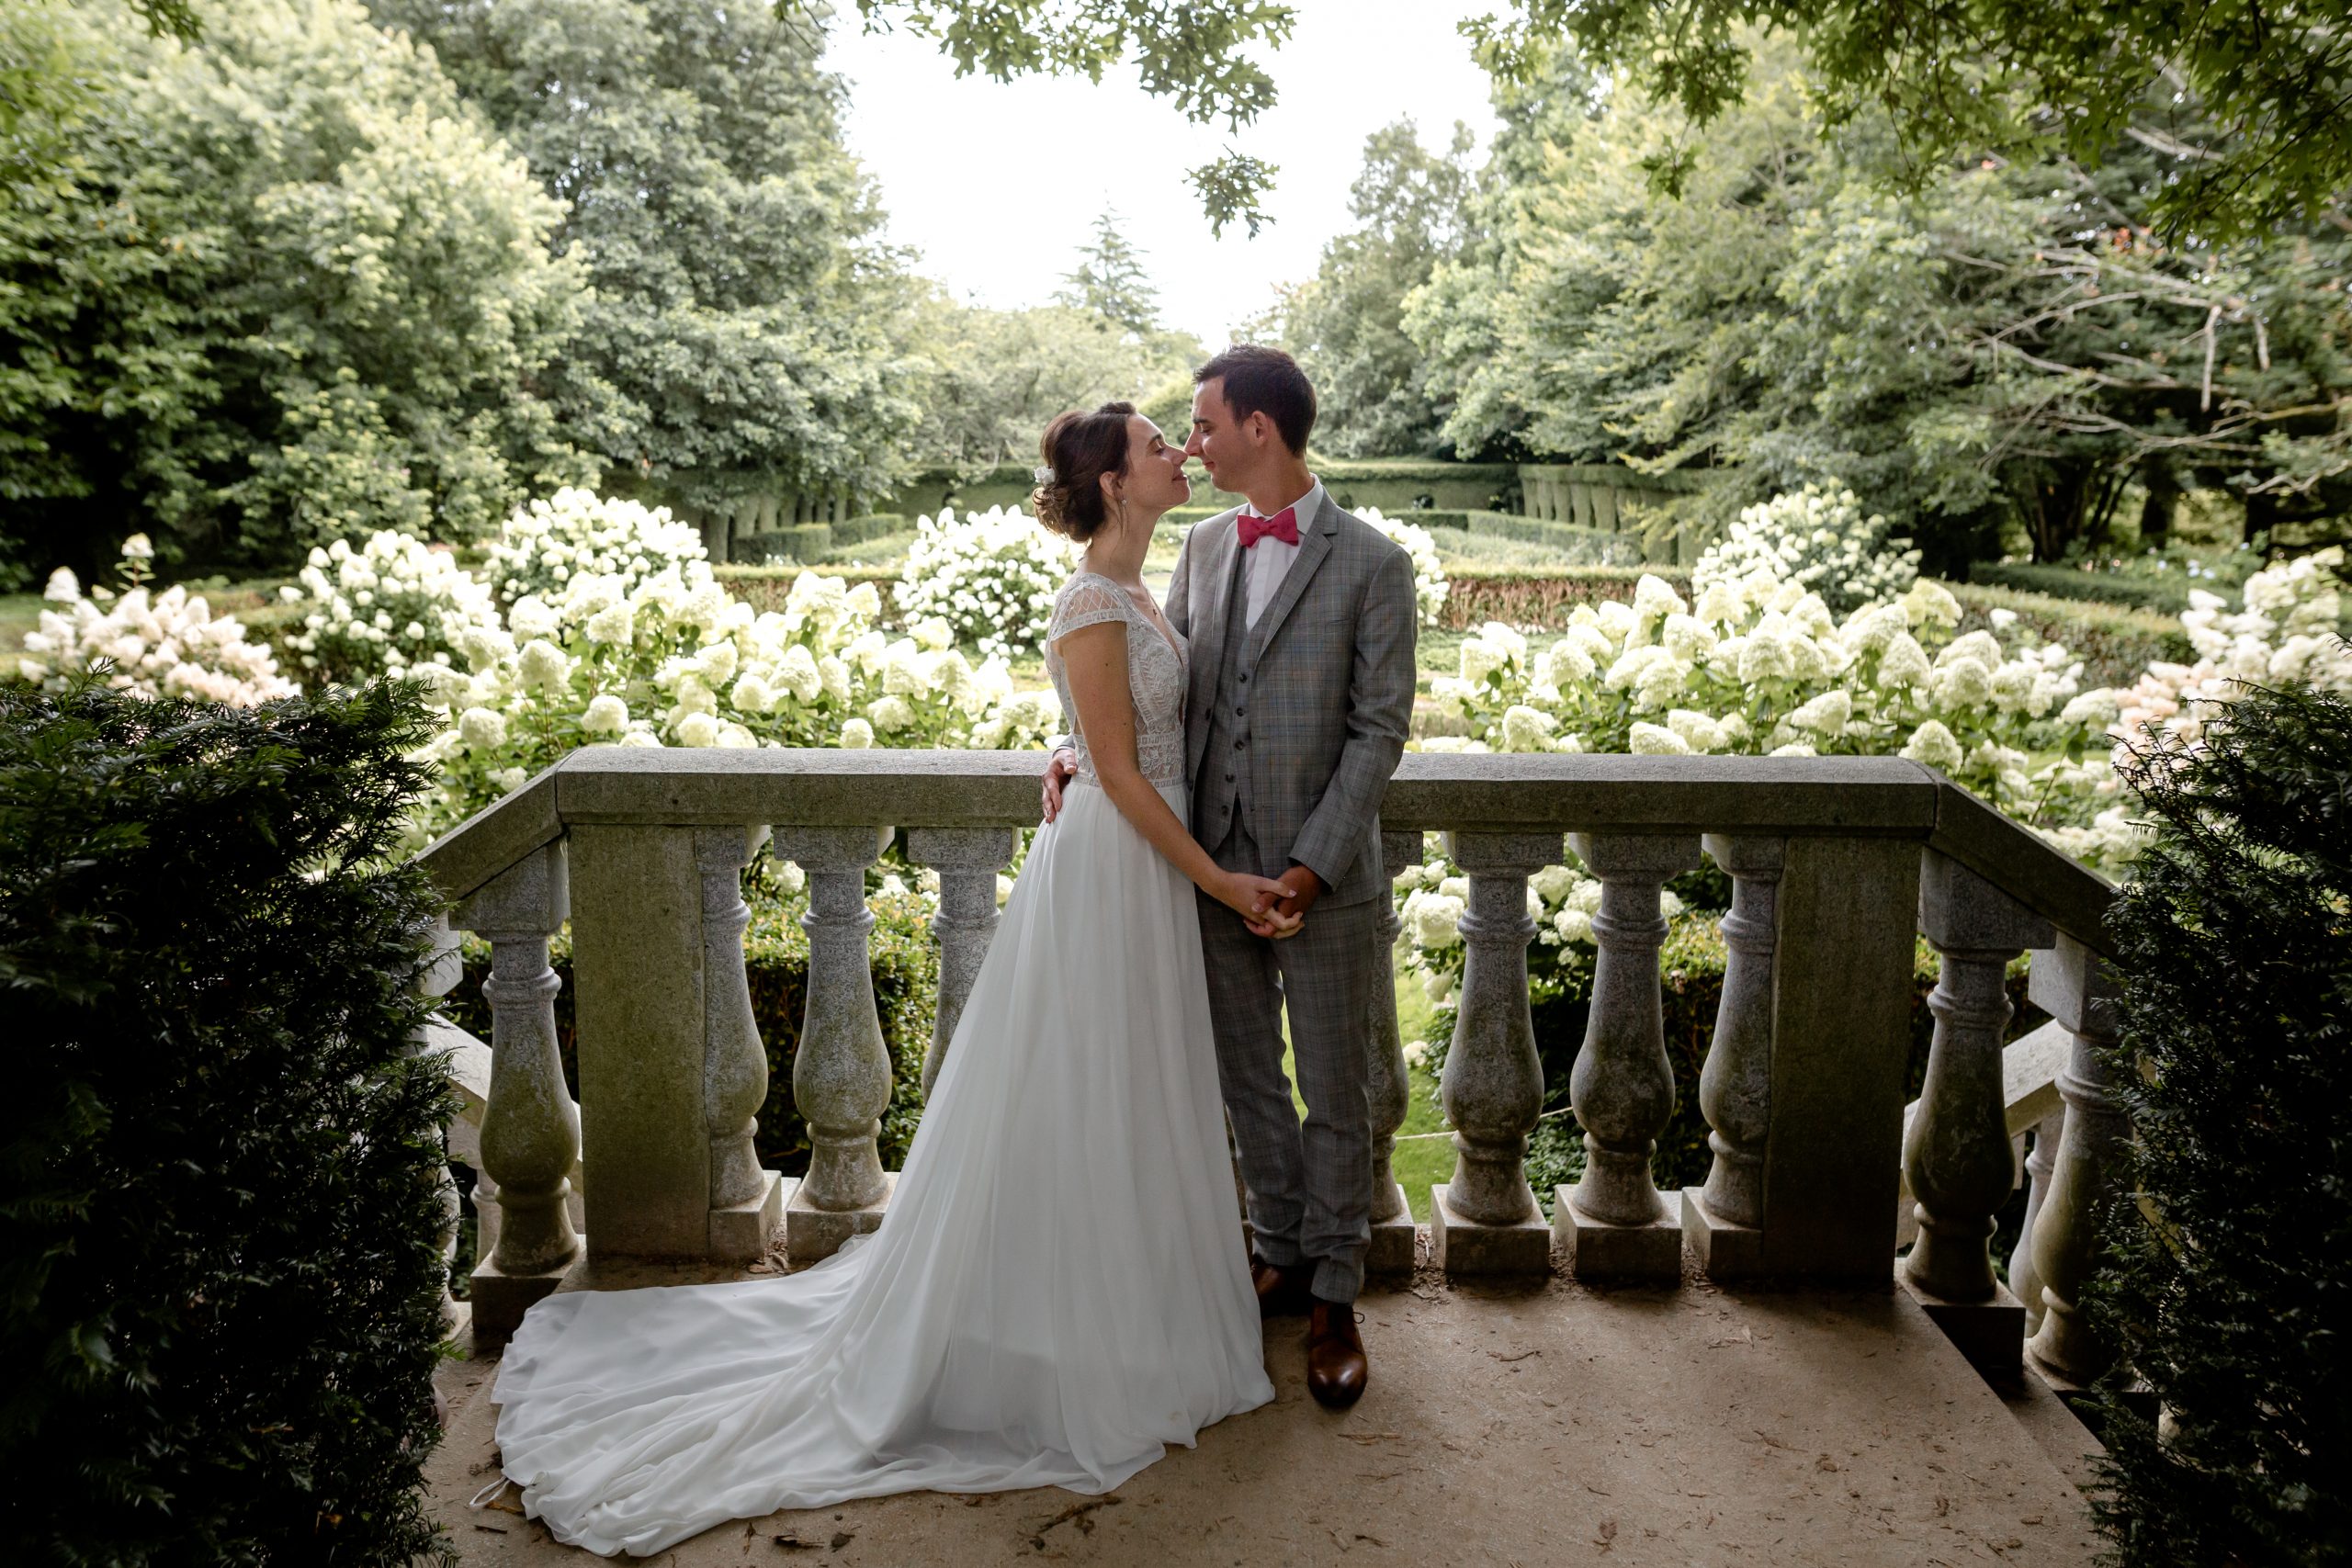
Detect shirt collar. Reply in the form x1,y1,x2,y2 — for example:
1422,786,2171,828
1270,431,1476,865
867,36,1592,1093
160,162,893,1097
1242,476,1322,527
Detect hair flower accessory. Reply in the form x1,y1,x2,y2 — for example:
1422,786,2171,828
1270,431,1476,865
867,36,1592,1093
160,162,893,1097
1033,465,1057,486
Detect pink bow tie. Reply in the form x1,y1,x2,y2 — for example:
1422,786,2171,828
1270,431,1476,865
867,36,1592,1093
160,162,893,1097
1238,507,1298,548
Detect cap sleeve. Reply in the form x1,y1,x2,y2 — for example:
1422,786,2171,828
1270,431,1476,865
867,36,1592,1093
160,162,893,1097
1047,575,1128,644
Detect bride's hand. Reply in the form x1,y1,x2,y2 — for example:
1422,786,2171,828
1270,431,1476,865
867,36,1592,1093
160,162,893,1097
1219,873,1304,938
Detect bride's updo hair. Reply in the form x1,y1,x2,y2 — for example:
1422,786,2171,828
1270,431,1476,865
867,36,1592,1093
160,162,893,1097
1032,402,1136,542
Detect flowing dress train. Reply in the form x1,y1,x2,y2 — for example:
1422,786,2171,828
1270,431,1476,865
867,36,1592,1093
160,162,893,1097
488,572,1271,1556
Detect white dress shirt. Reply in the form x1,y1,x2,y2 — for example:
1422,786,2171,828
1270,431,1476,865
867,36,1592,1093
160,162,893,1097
1239,478,1322,630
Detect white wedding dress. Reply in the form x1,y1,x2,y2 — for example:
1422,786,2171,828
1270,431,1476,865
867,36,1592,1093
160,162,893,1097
489,571,1274,1556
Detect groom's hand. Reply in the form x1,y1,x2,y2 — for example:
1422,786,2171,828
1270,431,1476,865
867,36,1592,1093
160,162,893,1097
1272,862,1327,926
1040,747,1077,821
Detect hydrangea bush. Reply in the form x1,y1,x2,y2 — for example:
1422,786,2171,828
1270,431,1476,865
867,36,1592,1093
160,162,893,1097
892,506,1078,660
407,562,1058,836
483,488,707,604
15,537,298,705
284,530,503,682
1693,483,1921,616
1425,568,2143,864
1355,508,1452,626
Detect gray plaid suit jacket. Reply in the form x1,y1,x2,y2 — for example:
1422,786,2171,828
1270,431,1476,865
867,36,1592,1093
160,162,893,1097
1163,488,1418,907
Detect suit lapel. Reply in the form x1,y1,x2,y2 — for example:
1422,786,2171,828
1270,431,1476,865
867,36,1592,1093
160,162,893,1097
1245,489,1338,661
1185,517,1239,780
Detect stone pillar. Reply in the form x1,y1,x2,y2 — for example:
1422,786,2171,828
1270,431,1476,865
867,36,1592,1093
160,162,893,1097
903,827,1018,1099
2026,934,2128,1387
776,826,896,1261
455,843,582,1334
1365,829,1422,1276
1566,481,1592,530
699,825,785,1260
1903,852,2053,1371
1430,831,1562,1276
1594,486,1622,534
1754,837,1922,1280
2008,1111,2063,1336
1556,832,1702,1281
1681,835,1781,1279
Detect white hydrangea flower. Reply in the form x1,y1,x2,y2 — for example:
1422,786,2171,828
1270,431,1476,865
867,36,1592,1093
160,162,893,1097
1899,719,1965,772
840,716,876,749
458,706,507,749
675,711,720,747
582,694,629,734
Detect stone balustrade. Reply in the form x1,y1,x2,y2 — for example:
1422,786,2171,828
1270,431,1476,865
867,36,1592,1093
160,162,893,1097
415,750,2124,1380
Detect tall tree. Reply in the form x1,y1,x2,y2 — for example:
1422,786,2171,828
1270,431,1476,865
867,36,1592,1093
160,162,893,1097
1056,209,1160,337
0,0,589,583
1261,118,1475,457
894,288,1197,479
376,0,922,515
1408,37,2352,565
1462,1,2352,244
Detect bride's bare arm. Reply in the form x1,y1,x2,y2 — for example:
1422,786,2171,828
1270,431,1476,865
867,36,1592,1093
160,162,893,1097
1055,619,1297,930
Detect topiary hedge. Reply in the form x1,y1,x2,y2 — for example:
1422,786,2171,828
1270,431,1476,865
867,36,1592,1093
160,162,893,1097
0,680,457,1566
2086,680,2352,1565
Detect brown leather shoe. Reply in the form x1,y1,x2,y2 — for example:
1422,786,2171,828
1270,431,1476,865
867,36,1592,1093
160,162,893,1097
1306,1297,1367,1409
1250,1255,1313,1319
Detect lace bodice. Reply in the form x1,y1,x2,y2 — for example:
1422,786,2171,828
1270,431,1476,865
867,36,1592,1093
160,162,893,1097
1045,570,1189,787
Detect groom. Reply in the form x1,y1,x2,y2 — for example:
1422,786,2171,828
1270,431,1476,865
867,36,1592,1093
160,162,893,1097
1044,345,1418,1409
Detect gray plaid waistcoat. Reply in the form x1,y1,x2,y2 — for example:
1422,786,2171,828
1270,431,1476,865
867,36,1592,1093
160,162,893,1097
1163,486,1419,908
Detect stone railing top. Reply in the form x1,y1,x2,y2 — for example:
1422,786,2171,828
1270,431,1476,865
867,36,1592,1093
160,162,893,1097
417,748,2118,953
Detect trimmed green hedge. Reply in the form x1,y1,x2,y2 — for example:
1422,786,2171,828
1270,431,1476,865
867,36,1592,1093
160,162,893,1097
1968,560,2193,613
2,681,456,1566
446,886,940,1179
1942,580,2190,688
828,513,907,547
733,523,834,565
1439,565,1693,628
717,564,900,620
1466,512,1654,564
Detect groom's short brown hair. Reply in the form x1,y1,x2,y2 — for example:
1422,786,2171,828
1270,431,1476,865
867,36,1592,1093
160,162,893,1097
1195,344,1316,457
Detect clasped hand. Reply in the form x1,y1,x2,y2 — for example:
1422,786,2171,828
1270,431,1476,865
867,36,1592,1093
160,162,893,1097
1041,748,1312,941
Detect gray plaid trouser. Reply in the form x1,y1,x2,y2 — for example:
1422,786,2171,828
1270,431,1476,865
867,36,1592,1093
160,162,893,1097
1198,821,1379,1304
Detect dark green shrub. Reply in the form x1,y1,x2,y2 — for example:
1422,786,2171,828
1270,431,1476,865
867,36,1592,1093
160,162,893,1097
2086,679,2352,1565
733,523,834,564
0,681,456,1567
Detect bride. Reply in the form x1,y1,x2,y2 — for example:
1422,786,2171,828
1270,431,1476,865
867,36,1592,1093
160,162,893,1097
486,403,1300,1557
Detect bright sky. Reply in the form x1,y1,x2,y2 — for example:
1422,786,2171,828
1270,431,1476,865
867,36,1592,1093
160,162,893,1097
824,3,1504,344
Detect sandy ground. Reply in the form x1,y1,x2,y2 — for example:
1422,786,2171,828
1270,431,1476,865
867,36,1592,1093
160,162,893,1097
426,1257,2103,1568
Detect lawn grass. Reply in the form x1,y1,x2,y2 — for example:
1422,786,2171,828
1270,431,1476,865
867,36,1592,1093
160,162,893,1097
1273,945,1453,1226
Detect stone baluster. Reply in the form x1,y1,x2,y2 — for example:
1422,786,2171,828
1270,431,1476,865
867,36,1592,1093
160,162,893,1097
2025,934,2127,1386
455,841,582,1335
1431,831,1563,1276
701,825,783,1259
1903,852,2052,1371
2007,1111,2064,1336
1680,835,1781,1279
776,826,895,1261
1558,832,1702,1281
414,915,468,1334
1365,829,1423,1275
904,828,1018,1100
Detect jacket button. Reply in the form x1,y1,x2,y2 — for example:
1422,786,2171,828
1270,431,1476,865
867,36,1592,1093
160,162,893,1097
1234,706,1246,717
1238,672,1249,683
1224,772,1235,783
1233,739,1246,750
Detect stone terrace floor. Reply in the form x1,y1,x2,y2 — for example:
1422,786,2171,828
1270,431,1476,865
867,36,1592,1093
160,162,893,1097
427,1251,2107,1568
